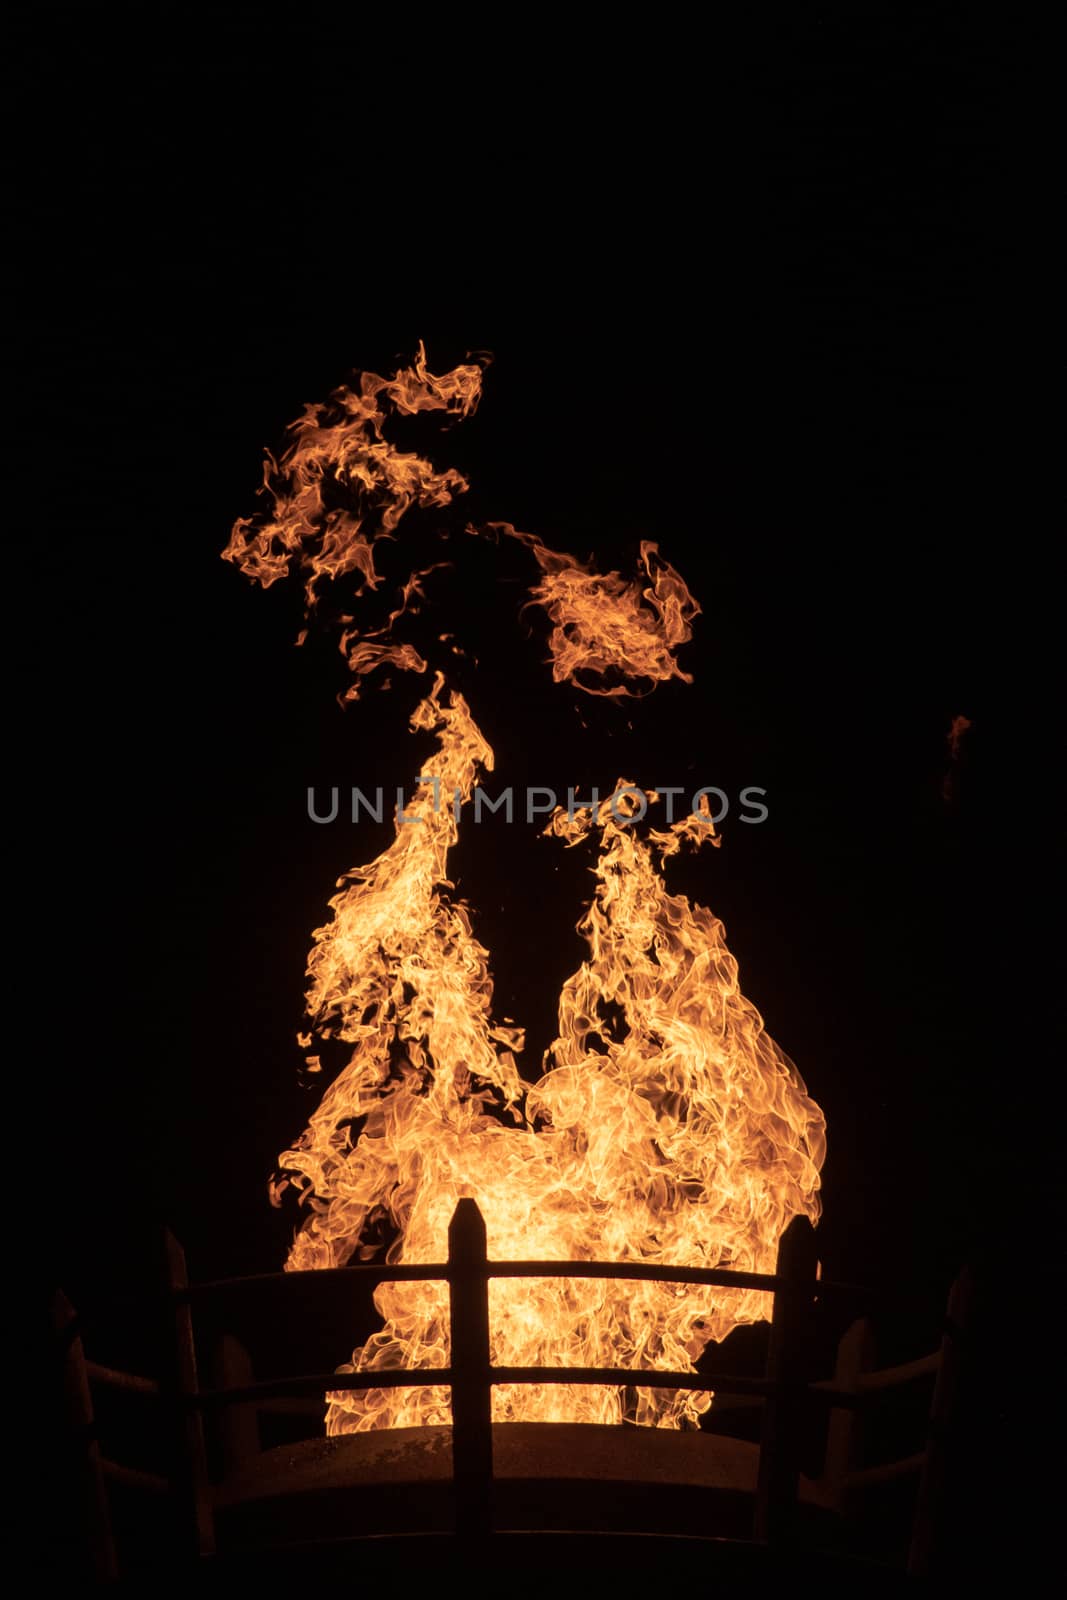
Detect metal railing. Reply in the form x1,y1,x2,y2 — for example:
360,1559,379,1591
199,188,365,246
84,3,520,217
59,1200,963,1575
168,1198,823,1548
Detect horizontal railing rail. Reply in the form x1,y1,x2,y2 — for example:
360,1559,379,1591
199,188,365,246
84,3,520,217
191,1366,896,1413
85,1360,160,1397
182,1258,784,1300
192,1368,774,1409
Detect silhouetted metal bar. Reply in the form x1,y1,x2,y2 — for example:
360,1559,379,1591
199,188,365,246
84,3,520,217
54,1291,118,1583
195,1368,452,1407
181,1259,781,1299
163,1230,215,1559
808,1349,940,1409
804,1314,875,1511
188,1366,954,1421
847,1453,926,1490
485,1262,779,1292
755,1214,819,1544
212,1333,259,1476
99,1459,170,1494
183,1264,450,1300
908,1266,973,1577
85,1360,160,1396
79,1264,906,1318
194,1367,783,1409
853,1351,940,1392
491,1367,770,1396
448,1199,493,1540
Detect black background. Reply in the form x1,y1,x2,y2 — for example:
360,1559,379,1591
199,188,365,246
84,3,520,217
21,9,1042,1565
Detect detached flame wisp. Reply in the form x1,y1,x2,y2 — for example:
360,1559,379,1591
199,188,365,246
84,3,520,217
221,343,699,704
483,522,700,697
223,344,485,698
275,689,825,1434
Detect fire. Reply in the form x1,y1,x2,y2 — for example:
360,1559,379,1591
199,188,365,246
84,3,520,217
482,522,700,696
336,565,454,702
227,346,826,1436
222,343,484,696
274,685,825,1433
222,344,699,703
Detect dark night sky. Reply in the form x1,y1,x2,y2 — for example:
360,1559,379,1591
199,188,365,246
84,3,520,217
18,11,1040,1351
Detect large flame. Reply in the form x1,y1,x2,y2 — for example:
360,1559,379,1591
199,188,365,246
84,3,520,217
229,346,826,1436
275,685,825,1433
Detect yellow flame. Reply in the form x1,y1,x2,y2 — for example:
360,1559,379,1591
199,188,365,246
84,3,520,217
276,690,825,1433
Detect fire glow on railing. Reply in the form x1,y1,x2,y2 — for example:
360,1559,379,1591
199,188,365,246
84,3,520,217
226,347,827,1435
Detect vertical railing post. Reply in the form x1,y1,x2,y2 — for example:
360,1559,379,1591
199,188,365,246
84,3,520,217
907,1265,973,1577
162,1230,215,1559
212,1333,259,1479
756,1214,819,1544
448,1199,493,1540
811,1315,876,1510
53,1291,118,1582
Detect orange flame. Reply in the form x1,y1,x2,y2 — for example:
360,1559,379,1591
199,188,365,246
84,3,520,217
275,689,825,1433
222,344,484,696
230,348,826,1436
482,523,700,697
336,564,454,702
223,350,698,704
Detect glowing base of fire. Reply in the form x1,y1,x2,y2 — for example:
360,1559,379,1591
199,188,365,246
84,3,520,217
326,1143,779,1434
